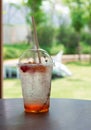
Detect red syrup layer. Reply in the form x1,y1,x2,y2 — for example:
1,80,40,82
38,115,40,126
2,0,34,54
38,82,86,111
20,62,47,73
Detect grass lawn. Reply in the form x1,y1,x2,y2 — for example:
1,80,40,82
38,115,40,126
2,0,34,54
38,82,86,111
3,62,91,100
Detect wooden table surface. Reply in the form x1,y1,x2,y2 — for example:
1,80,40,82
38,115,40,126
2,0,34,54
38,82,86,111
0,98,91,130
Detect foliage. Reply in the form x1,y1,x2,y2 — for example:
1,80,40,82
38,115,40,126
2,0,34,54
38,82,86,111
4,0,91,58
70,1,86,32
22,0,47,26
49,43,65,55
84,0,91,29
3,40,91,60
37,25,54,53
11,0,47,45
63,0,91,32
62,0,87,60
80,41,90,54
81,32,91,45
3,43,30,59
57,26,79,54
3,42,63,59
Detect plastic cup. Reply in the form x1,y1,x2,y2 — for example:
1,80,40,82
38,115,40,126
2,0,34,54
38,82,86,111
18,49,53,113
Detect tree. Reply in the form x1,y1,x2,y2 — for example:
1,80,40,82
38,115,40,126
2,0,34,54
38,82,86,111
22,0,46,26
84,0,91,62
21,0,47,45
12,0,47,44
63,0,86,60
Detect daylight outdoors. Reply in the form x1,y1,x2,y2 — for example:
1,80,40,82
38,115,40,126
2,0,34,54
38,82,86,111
3,0,91,100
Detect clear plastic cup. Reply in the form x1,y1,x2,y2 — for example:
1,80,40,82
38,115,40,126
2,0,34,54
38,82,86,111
18,49,53,113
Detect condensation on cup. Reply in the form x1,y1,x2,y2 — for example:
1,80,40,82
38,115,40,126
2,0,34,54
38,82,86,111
18,49,53,113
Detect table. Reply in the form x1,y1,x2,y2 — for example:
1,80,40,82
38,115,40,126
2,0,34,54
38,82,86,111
0,98,91,130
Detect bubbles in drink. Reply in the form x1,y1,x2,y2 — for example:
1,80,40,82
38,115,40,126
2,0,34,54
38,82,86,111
18,49,53,113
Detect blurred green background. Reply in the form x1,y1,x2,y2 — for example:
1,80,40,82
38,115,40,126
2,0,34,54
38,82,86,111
3,0,91,59
3,0,91,99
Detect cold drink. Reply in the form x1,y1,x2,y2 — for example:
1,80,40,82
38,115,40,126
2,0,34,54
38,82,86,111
18,49,53,113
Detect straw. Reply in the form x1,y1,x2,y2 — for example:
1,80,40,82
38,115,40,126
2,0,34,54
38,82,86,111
32,16,41,63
